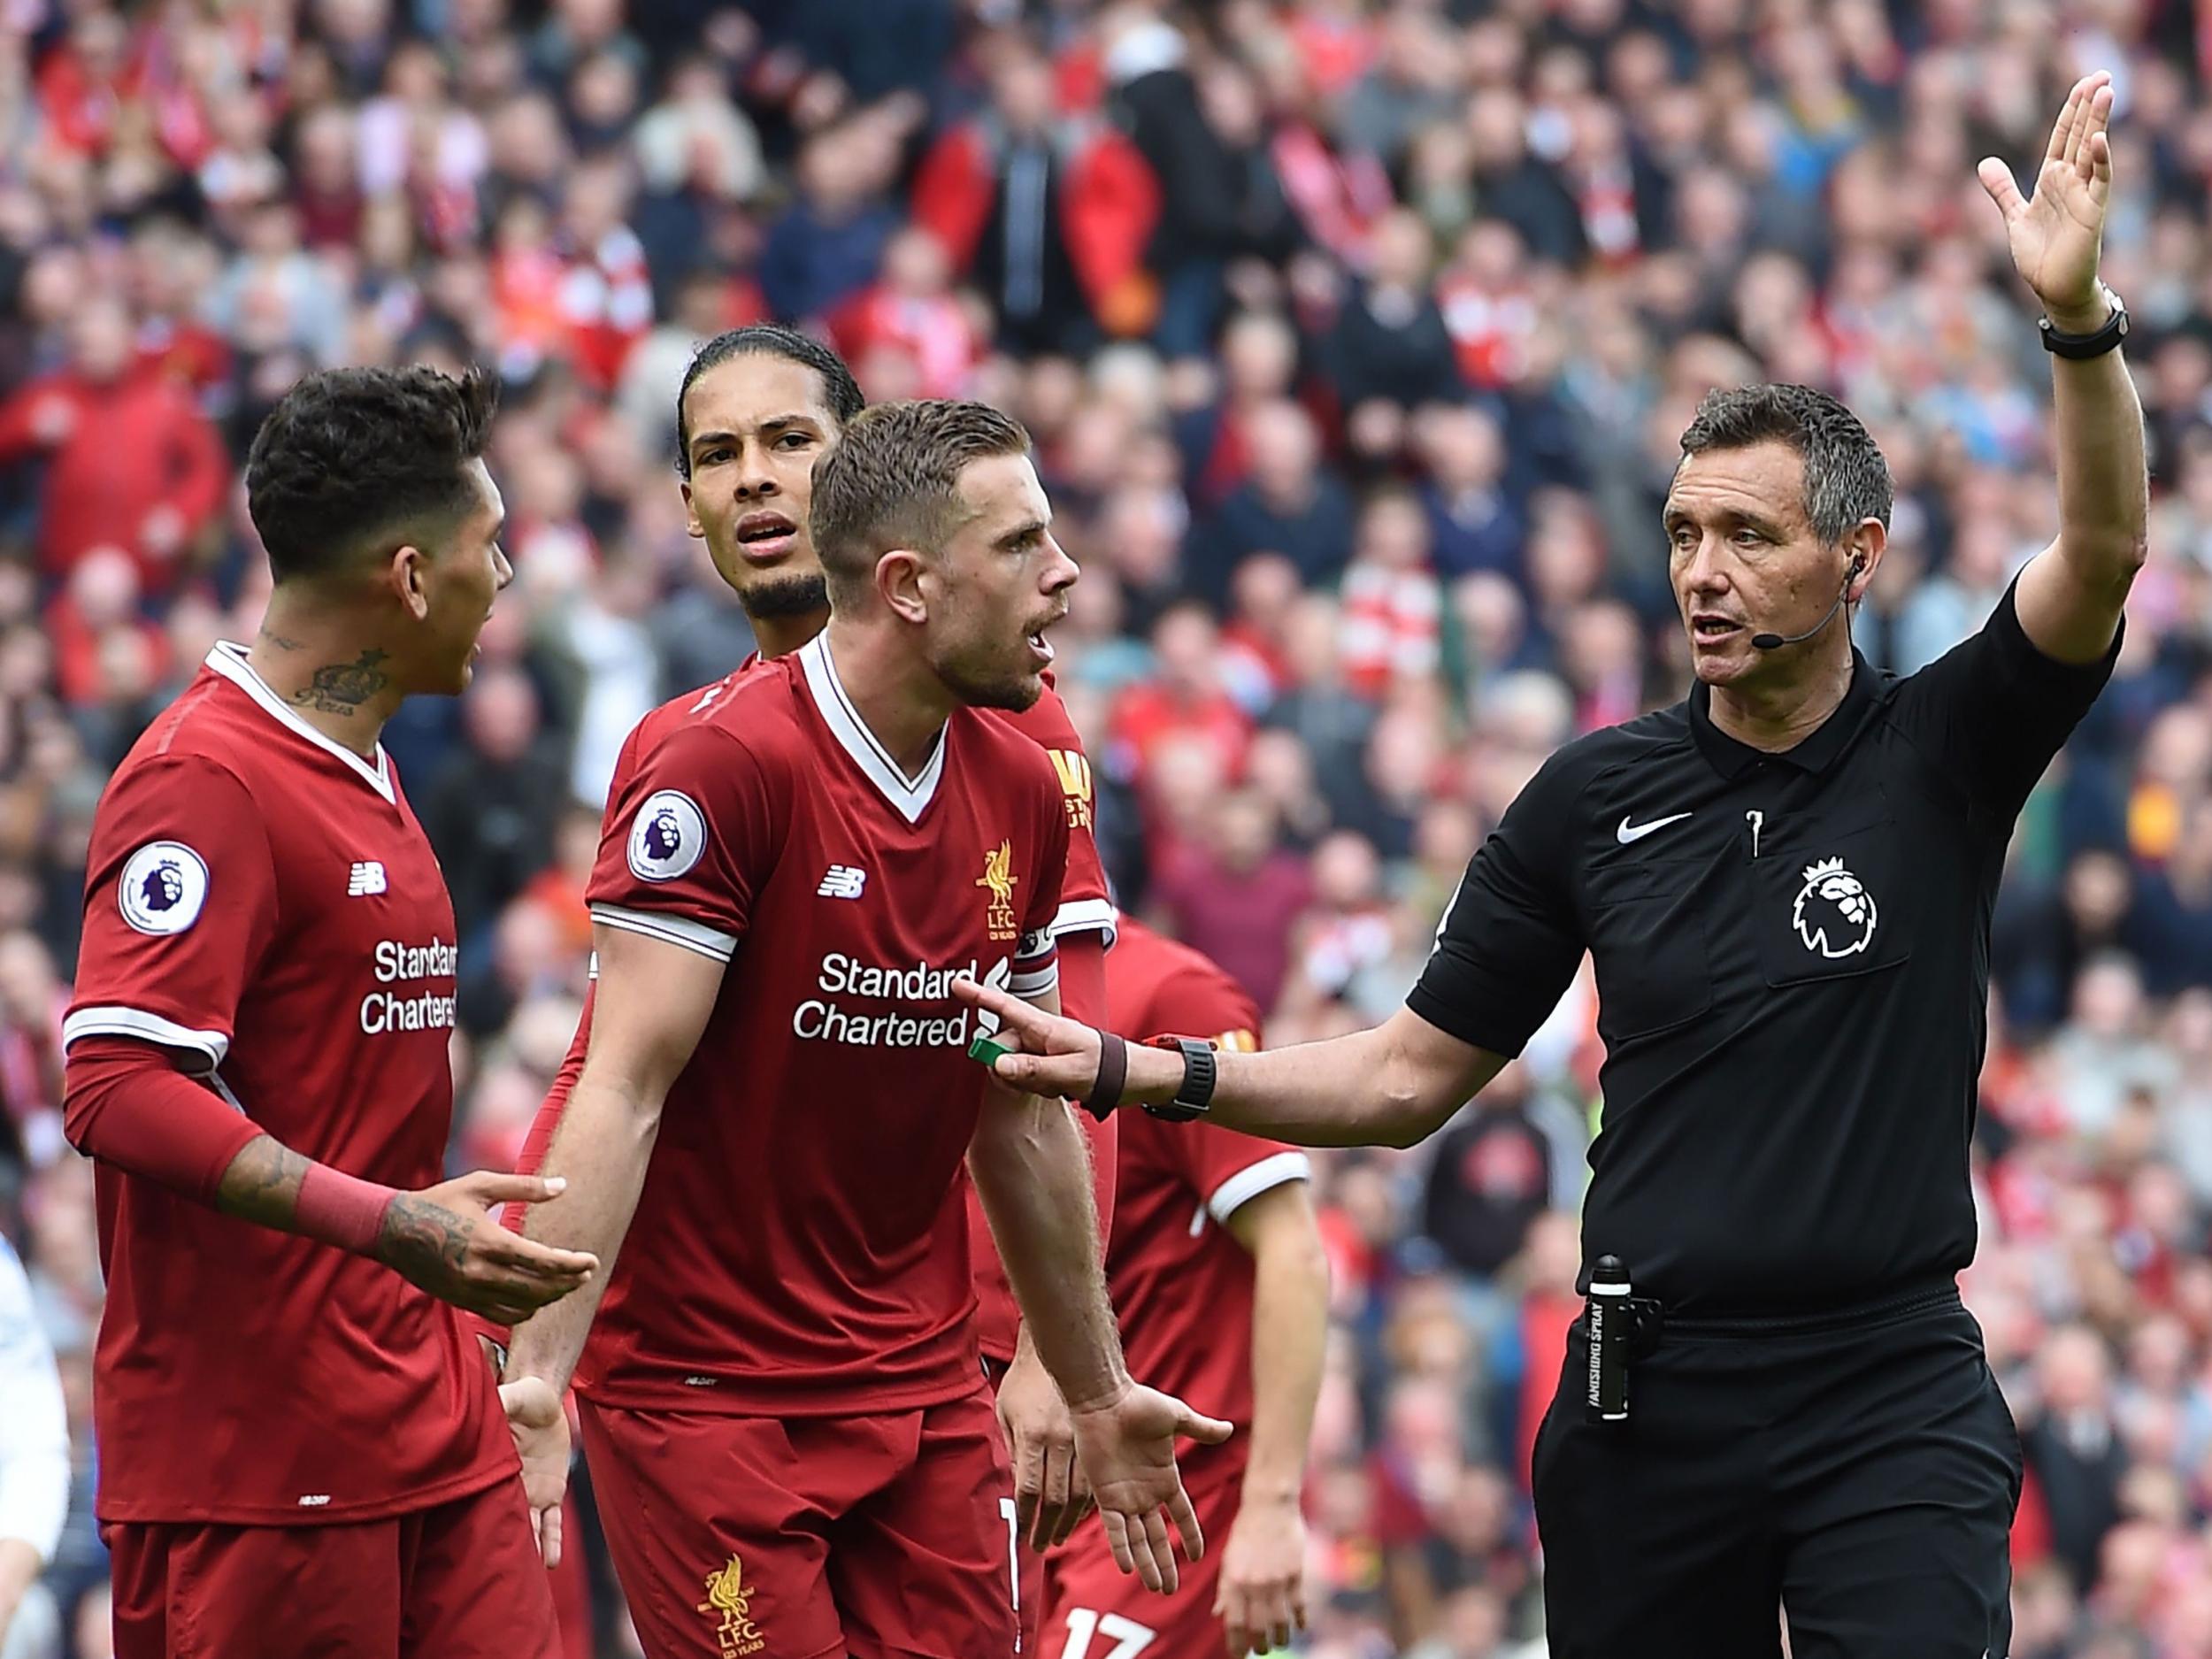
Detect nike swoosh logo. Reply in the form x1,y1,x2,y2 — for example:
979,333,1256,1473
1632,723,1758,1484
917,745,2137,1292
1617,812,1693,845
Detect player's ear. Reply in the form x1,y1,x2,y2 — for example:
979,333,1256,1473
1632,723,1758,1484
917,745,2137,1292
680,480,705,542
390,542,433,622
877,548,930,626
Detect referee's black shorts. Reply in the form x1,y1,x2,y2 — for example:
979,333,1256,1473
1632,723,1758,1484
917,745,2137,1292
1532,1281,2023,1659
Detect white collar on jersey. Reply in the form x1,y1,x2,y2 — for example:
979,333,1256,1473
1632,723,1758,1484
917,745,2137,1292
204,642,396,803
795,634,946,825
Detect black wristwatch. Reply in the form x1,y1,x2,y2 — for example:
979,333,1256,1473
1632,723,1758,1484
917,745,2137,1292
1141,1035,1217,1123
2039,283,2129,359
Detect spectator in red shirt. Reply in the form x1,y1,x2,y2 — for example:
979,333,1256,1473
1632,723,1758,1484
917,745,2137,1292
1151,787,1313,1014
34,10,134,157
44,549,171,711
826,226,983,399
911,37,1160,356
1108,600,1254,792
127,222,232,403
0,295,227,594
556,156,655,393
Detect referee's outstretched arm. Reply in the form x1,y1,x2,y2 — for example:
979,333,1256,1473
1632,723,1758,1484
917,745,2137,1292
1978,68,2148,664
956,983,1506,1151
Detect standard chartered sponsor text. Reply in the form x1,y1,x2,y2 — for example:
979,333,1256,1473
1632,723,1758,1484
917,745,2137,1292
362,937,459,1035
793,952,995,1047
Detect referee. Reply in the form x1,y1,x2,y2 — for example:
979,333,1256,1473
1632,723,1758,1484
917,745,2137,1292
960,72,2144,1658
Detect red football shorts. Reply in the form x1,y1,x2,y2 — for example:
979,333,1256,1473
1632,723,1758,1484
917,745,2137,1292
577,1379,1019,1659
1042,1446,1247,1659
105,1472,560,1659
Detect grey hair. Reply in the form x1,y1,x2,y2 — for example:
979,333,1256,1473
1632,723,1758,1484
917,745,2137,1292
1677,383,1893,546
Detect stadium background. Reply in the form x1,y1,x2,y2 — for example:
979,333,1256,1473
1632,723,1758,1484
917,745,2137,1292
1,0,2210,1655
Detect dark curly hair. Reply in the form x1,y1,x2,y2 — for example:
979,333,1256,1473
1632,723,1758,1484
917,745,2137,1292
1678,383,1893,546
674,325,864,479
245,365,498,582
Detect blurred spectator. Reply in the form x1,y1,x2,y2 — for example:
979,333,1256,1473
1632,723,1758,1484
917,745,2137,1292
1152,787,1311,1013
2024,1325,2130,1598
758,119,901,327
1190,397,1356,604
912,37,1158,357
420,666,568,944
0,296,225,592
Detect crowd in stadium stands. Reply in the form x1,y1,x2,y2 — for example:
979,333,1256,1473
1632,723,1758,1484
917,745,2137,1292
1,1,2211,1655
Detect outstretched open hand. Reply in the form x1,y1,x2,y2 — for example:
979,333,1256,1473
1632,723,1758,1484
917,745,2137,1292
1978,71,2115,327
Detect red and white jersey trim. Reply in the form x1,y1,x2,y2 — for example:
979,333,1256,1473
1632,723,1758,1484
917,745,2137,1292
61,1005,231,1069
1203,1150,1311,1229
204,644,395,803
797,635,946,824
589,902,739,963
1050,895,1119,946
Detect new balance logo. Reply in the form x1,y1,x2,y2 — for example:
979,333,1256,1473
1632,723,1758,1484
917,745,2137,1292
347,862,388,896
818,864,866,900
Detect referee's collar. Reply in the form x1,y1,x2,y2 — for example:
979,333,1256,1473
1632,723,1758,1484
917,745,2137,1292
1687,650,1883,780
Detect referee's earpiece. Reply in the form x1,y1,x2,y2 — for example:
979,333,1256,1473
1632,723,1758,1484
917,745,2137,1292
1844,555,1864,602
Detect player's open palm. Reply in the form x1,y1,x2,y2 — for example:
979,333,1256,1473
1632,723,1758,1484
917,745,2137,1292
373,1171,598,1324
499,1374,570,1569
1069,1381,1234,1594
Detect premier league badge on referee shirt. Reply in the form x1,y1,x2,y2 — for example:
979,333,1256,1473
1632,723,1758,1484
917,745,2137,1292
1792,856,1879,959
117,841,210,935
628,789,707,882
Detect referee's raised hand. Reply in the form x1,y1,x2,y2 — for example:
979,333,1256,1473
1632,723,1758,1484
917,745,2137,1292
1978,70,2116,327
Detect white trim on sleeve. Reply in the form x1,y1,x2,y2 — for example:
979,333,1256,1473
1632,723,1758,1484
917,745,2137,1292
1204,1151,1312,1226
1048,897,1119,947
61,1007,230,1070
589,903,739,963
1010,963,1061,1000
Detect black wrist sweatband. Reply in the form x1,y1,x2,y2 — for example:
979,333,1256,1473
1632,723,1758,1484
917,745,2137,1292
1080,1031,1127,1122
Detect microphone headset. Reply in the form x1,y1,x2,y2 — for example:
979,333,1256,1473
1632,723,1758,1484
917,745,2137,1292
1751,556,1865,651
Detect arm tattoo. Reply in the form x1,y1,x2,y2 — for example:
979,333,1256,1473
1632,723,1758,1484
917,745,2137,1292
377,1193,473,1275
213,1133,311,1227
289,648,391,713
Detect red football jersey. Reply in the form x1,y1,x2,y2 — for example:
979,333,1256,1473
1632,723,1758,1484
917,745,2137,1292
63,645,509,1525
966,682,1118,1362
1105,920,1308,1435
574,634,1070,1415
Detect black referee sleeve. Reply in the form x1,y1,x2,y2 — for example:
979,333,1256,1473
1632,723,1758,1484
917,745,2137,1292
1406,751,1586,1057
1892,578,2120,821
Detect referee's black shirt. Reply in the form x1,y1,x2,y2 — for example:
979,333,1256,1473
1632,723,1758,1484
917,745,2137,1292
1409,582,2118,1314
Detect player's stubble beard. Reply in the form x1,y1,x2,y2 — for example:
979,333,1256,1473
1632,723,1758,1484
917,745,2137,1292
738,570,830,621
933,634,1044,713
